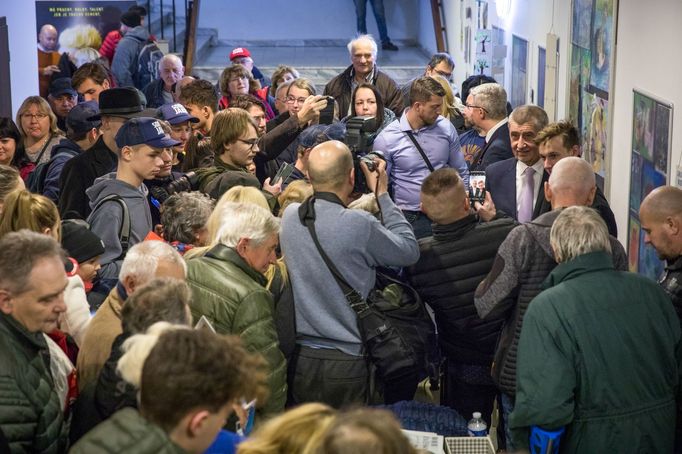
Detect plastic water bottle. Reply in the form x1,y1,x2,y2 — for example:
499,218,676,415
467,412,487,437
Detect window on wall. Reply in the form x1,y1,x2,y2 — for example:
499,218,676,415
537,47,546,108
511,35,528,108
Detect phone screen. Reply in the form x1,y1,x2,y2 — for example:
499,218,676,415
469,171,486,203
319,96,335,125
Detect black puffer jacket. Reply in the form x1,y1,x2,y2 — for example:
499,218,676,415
406,214,516,365
660,256,682,324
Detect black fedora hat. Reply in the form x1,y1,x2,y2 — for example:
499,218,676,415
88,87,145,120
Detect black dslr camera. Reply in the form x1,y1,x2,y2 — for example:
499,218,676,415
344,116,385,193
148,171,200,204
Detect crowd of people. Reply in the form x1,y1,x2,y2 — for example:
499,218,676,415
0,7,681,453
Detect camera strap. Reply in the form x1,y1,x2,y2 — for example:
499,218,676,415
405,131,435,172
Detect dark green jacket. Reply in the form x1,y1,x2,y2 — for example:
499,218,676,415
510,252,682,452
186,244,286,414
69,407,185,453
0,314,69,453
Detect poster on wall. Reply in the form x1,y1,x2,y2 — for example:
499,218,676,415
491,26,506,87
627,89,673,280
568,0,617,188
474,29,492,76
36,1,135,96
511,35,528,108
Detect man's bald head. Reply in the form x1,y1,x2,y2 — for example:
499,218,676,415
420,168,468,224
640,186,682,221
546,157,596,209
38,24,58,51
307,140,354,192
639,186,682,261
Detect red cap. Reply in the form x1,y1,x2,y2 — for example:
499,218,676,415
229,47,251,60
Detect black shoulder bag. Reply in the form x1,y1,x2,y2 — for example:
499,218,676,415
298,196,436,383
405,131,435,172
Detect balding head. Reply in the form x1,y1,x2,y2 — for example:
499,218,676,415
307,140,354,194
639,186,682,260
545,157,596,209
159,54,184,88
39,24,58,51
420,168,468,224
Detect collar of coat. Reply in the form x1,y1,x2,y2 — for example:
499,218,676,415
667,255,682,272
0,311,49,351
346,64,378,85
214,155,247,172
431,214,478,240
205,243,267,286
543,251,615,290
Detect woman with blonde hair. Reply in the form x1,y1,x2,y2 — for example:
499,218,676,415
277,179,313,217
0,165,25,216
432,75,465,133
54,24,103,80
219,65,276,119
238,403,337,454
269,65,300,97
14,96,64,178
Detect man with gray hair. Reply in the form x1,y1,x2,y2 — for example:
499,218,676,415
474,157,627,451
510,206,681,453
77,240,187,391
143,54,185,108
485,104,550,222
324,34,404,117
187,202,286,415
0,231,69,453
466,83,513,171
281,140,419,407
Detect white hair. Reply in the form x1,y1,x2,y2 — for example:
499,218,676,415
118,241,187,284
550,206,611,263
215,202,280,248
116,322,189,388
347,34,378,59
73,47,101,67
160,53,183,69
470,83,508,120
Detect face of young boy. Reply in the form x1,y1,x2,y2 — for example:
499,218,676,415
128,144,170,180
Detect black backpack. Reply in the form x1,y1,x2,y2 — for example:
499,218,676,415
136,40,164,89
27,147,79,194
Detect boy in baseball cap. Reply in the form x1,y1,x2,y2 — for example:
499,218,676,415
157,102,198,169
86,117,180,288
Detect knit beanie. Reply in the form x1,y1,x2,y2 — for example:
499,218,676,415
61,221,106,264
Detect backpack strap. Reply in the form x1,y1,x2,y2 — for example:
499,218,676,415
91,194,131,260
404,131,435,172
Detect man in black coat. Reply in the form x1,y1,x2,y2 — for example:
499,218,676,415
405,168,515,425
534,120,618,236
466,83,513,171
58,88,146,220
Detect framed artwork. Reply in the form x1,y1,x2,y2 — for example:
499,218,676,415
537,47,546,108
568,0,617,189
511,35,528,108
491,26,506,87
627,89,673,281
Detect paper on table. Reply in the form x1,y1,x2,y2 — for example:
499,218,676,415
402,429,445,454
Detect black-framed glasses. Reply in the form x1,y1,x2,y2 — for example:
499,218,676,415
464,104,488,113
433,69,453,81
237,139,258,150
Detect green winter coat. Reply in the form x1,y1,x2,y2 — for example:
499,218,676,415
69,407,185,453
186,244,287,414
510,251,682,453
0,313,69,453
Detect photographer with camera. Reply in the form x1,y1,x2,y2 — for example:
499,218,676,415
280,140,418,408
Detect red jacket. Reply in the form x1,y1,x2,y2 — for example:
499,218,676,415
219,87,275,120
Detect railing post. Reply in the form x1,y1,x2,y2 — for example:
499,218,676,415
147,0,152,35
160,0,165,40
172,0,177,52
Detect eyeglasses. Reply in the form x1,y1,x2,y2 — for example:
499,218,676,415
286,96,307,105
237,139,258,150
229,76,248,83
21,113,48,121
464,104,488,113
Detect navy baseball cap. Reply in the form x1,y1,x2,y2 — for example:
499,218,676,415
115,117,181,149
156,103,199,125
299,122,347,148
49,78,77,98
66,101,101,134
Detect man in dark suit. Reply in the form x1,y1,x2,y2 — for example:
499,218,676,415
534,120,618,236
467,83,513,171
485,105,549,222
58,88,146,219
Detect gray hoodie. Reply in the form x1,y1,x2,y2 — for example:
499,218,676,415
111,25,150,88
86,173,152,280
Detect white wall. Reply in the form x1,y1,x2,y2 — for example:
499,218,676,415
199,0,420,42
610,0,682,242
1,1,39,118
417,0,437,55
442,0,569,115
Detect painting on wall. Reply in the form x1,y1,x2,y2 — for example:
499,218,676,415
475,29,492,76
511,35,528,108
537,47,546,107
627,89,673,281
491,26,506,87
588,0,613,96
569,0,617,189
